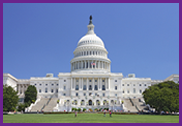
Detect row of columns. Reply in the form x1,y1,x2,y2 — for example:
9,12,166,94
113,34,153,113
71,60,110,71
70,78,110,91
75,50,106,57
17,84,29,95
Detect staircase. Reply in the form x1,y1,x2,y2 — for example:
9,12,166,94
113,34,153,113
131,98,148,112
31,98,49,112
43,98,58,112
123,99,138,112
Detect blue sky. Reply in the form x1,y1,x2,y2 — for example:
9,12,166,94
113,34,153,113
3,3,179,80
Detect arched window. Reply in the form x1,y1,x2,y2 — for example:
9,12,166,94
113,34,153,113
90,51,91,55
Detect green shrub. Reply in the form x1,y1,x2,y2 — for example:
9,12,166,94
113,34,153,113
72,108,75,111
83,108,86,112
78,108,81,112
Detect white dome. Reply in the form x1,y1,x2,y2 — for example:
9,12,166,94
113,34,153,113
77,34,105,47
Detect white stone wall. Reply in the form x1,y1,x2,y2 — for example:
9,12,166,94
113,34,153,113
30,78,59,98
121,78,151,98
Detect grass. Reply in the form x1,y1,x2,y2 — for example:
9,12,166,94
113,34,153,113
3,113,179,123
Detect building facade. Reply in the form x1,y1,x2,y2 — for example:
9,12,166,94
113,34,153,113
3,16,179,111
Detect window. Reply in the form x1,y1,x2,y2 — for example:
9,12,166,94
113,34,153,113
89,85,92,90
56,89,58,93
94,85,98,90
45,88,48,93
39,89,41,93
76,93,78,96
122,84,124,86
127,84,129,86
144,84,147,86
64,86,66,90
95,93,97,96
84,93,86,96
102,85,105,90
115,80,117,82
140,90,142,93
103,93,105,97
139,84,142,86
127,90,130,93
115,86,117,90
76,79,79,82
51,89,54,93
83,85,86,90
34,84,36,86
63,93,66,96
133,84,135,86
115,94,117,97
76,85,79,90
133,88,136,93
95,80,97,82
102,80,105,82
123,90,125,93
89,93,92,96
46,84,48,86
39,84,42,86
57,84,59,86
52,84,54,86
89,80,92,82
64,80,66,82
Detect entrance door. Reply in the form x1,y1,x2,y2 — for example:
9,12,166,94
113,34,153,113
89,100,92,106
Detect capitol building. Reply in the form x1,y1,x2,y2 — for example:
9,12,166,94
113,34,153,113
3,16,179,112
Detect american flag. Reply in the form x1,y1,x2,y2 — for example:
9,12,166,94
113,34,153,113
91,62,95,65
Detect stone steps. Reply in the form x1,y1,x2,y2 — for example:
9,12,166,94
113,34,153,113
31,98,49,112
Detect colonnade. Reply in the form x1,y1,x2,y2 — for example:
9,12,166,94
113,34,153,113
74,50,106,57
71,60,110,71
17,84,29,95
70,78,110,91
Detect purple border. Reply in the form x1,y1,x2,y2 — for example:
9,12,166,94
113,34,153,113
1,0,180,125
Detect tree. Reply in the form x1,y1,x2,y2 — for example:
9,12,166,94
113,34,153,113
24,85,37,106
3,84,19,111
143,81,179,113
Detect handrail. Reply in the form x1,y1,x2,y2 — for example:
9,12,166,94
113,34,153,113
129,98,134,106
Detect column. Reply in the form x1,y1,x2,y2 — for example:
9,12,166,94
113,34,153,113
84,61,86,69
23,85,25,95
92,60,93,69
78,62,79,69
81,61,83,69
98,78,100,90
88,60,90,69
82,78,83,90
100,78,102,90
108,78,110,90
106,78,108,89
102,61,103,69
71,78,74,89
95,61,97,69
71,78,73,90
79,78,81,90
92,78,94,90
87,78,88,90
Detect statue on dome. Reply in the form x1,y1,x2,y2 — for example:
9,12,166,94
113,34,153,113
89,15,92,24
90,15,92,20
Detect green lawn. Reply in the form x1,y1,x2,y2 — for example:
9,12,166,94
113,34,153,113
3,113,179,123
